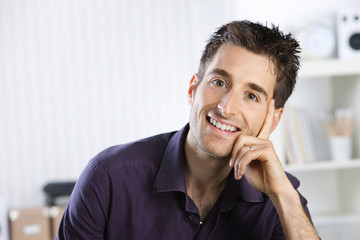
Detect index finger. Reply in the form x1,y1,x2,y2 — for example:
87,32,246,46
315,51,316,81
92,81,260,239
257,99,275,139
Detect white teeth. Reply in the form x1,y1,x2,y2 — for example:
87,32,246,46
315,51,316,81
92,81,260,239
209,118,238,132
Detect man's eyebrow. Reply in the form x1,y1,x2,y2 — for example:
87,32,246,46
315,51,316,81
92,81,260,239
209,68,232,79
248,83,268,100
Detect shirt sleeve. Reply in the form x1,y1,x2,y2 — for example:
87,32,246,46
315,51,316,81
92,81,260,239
56,160,110,240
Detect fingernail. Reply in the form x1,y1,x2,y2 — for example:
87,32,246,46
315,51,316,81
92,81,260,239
229,159,233,167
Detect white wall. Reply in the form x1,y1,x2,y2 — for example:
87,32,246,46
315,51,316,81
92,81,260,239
235,0,359,27
0,0,193,208
1,0,359,208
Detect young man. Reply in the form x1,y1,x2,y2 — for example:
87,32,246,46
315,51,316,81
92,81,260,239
57,20,319,239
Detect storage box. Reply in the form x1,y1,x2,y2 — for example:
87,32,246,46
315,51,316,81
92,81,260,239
9,207,51,240
49,206,66,239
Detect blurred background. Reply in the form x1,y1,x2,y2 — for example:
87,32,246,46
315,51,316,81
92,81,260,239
1,0,360,239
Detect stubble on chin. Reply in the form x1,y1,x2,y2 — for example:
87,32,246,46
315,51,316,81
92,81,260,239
193,131,235,161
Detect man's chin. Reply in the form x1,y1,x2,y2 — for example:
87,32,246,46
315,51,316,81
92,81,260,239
201,140,236,159
194,132,235,160
204,146,233,160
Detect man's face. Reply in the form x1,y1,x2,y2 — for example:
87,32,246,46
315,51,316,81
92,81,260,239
187,44,280,159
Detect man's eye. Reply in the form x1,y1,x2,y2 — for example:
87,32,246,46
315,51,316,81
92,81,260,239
246,93,258,101
212,79,226,87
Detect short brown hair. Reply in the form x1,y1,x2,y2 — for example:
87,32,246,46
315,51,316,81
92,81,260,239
198,20,301,108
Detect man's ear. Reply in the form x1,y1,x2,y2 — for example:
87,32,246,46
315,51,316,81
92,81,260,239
270,107,283,133
187,74,198,105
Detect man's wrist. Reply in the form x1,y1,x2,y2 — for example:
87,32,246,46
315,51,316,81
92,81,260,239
269,185,319,239
269,184,304,215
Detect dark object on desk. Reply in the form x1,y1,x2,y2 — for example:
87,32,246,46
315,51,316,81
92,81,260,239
43,181,76,206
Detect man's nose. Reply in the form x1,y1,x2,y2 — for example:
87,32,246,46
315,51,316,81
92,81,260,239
217,90,241,116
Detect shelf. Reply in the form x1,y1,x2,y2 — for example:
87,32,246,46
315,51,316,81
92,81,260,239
299,58,360,78
313,212,360,226
284,159,360,173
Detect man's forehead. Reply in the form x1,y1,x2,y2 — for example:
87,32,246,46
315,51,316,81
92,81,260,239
208,45,277,76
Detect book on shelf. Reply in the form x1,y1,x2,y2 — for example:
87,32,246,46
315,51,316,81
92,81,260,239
284,107,329,165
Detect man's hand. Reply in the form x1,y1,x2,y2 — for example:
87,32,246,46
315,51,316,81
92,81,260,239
229,99,319,239
229,99,292,197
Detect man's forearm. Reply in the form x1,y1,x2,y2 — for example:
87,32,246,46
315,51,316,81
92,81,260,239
270,188,319,240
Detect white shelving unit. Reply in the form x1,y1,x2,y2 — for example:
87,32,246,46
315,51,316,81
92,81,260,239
285,158,360,172
284,58,360,239
299,59,360,78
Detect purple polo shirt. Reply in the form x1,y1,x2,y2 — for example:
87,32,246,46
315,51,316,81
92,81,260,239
57,124,310,240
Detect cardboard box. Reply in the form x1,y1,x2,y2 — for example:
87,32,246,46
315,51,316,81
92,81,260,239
9,207,51,240
49,206,66,239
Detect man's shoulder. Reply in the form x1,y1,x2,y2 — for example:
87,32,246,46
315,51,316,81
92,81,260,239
90,130,178,171
285,172,300,189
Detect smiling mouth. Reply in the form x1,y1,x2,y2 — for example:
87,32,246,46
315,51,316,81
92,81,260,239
208,117,240,132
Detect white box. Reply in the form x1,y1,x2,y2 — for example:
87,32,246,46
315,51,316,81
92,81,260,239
0,197,9,240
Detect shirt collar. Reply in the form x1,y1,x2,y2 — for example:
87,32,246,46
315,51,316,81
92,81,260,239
229,174,264,202
153,124,189,194
153,123,264,203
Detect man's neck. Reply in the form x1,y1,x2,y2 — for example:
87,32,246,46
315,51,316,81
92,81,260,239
184,135,231,188
184,135,232,220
